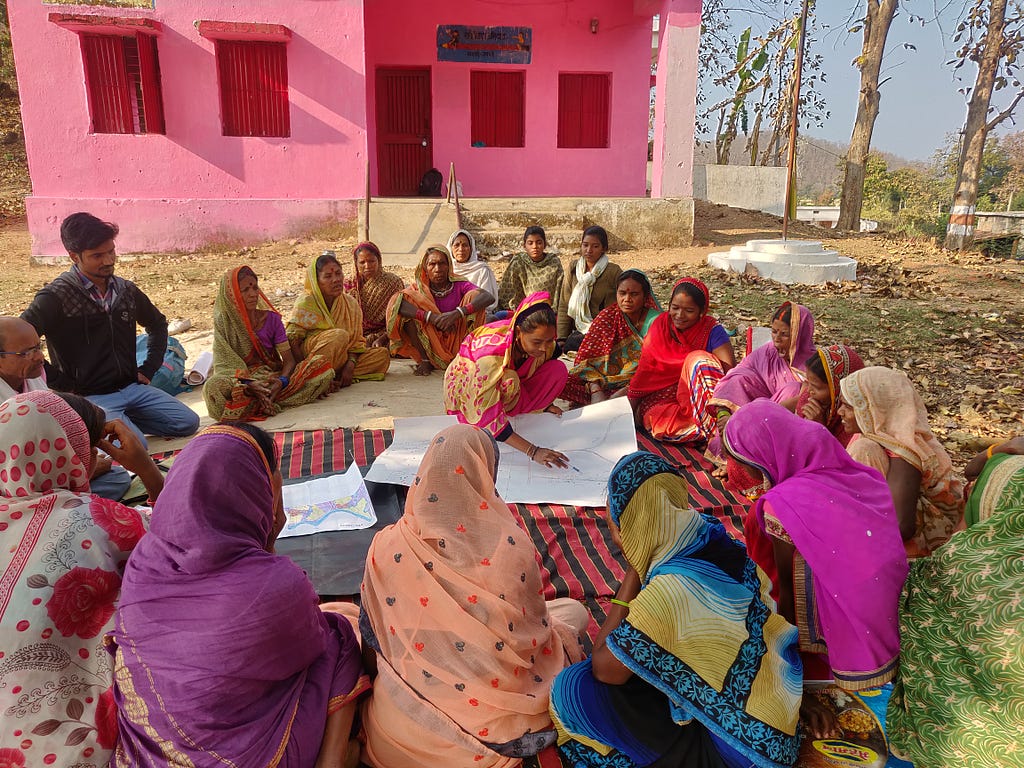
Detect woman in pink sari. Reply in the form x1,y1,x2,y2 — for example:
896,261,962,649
722,400,908,692
109,424,368,767
710,302,816,434
444,292,570,469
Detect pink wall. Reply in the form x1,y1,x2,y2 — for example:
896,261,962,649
8,0,368,255
364,0,654,198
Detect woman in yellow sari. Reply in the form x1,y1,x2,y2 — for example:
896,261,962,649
386,245,493,376
287,252,391,388
205,266,335,421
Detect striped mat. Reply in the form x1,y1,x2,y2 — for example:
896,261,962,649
154,428,750,637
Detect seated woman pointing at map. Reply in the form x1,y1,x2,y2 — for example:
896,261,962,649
444,292,570,469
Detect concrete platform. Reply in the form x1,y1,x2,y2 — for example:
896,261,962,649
707,238,857,285
361,198,460,267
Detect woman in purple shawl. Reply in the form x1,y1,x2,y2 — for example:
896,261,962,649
721,400,908,693
108,424,368,767
709,302,816,435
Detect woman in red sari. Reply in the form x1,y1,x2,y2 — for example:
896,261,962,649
627,278,735,442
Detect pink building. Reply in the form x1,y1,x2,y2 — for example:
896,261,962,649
7,0,701,256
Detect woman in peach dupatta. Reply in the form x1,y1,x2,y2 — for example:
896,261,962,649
359,424,587,768
839,366,964,557
385,245,493,375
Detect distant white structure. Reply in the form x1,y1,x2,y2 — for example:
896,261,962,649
707,239,857,285
797,206,878,232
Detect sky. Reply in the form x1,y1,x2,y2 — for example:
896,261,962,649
698,3,1019,163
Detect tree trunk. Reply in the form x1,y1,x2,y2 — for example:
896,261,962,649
944,0,1008,250
837,0,898,231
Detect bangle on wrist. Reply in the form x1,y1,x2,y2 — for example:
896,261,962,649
527,443,538,460
987,443,999,459
458,306,468,318
609,598,630,608
415,309,426,322
426,311,433,324
278,375,289,387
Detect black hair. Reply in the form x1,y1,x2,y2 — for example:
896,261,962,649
516,303,557,333
523,225,547,246
60,212,119,254
581,225,609,251
805,350,825,381
314,252,342,277
617,269,652,298
771,303,792,325
53,391,104,447
231,422,279,473
237,266,258,283
672,281,707,312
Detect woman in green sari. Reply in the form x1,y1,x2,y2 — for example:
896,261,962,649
205,266,335,421
561,270,662,406
886,437,1024,766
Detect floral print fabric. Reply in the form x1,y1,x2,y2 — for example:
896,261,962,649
0,392,147,767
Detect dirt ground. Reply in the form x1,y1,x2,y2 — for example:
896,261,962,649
1,200,1021,464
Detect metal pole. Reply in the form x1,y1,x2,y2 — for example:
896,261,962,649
782,0,810,241
363,158,371,241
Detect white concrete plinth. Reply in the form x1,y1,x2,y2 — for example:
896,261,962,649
707,238,857,285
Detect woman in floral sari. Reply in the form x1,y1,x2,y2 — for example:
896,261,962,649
287,252,391,388
887,444,1024,766
444,292,570,469
838,366,964,557
360,424,587,767
561,269,662,406
205,266,334,421
386,245,492,376
1,391,158,768
109,424,369,767
627,278,735,442
795,344,865,447
550,452,803,768
346,242,405,348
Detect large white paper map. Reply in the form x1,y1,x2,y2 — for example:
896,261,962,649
365,398,637,506
279,462,377,538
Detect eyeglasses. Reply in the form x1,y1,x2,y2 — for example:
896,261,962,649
0,344,44,358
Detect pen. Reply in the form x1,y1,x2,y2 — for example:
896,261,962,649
569,465,581,473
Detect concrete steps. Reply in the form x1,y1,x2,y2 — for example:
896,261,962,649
460,198,589,257
707,238,857,285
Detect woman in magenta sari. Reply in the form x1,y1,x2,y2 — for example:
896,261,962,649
444,292,570,469
109,424,368,767
710,302,816,434
722,400,908,692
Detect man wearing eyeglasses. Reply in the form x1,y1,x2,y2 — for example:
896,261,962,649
21,212,200,446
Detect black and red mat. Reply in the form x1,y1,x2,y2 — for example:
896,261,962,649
155,428,750,631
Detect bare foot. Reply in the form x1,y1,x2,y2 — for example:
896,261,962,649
413,361,433,376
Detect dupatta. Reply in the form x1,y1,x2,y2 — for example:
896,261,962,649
447,229,498,305
723,400,907,690
346,242,405,334
361,424,582,766
288,256,368,350
211,265,283,376
597,452,803,768
710,302,815,412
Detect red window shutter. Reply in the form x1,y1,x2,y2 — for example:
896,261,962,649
470,71,524,148
217,40,290,137
81,34,133,133
136,33,165,134
557,73,610,149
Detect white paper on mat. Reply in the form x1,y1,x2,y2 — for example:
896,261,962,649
185,350,214,385
278,462,377,538
365,399,636,506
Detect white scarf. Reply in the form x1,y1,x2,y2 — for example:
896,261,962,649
567,255,608,334
447,229,498,309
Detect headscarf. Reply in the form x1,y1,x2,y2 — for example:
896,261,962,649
840,367,964,553
1,391,147,766
797,344,865,444
347,242,405,333
567,254,610,334
111,425,364,766
723,400,907,690
600,452,802,767
360,424,582,765
447,229,498,306
211,265,282,375
288,254,367,345
710,302,815,413
627,278,721,397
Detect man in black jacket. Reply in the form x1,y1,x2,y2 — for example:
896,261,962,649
22,212,199,446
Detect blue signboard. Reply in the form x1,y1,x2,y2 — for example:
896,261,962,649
437,25,532,64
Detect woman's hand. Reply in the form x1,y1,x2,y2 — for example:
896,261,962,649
545,403,564,417
800,692,840,739
801,396,825,424
434,310,461,334
533,447,570,469
97,421,165,502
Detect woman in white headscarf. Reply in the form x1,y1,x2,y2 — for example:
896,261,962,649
557,225,622,352
447,229,498,310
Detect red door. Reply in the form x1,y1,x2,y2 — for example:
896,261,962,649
376,68,433,196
